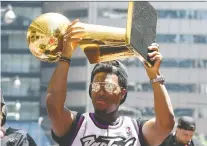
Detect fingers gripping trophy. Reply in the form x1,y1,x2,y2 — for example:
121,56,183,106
26,1,158,67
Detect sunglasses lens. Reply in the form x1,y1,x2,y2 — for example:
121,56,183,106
105,83,115,93
92,82,100,92
91,82,119,94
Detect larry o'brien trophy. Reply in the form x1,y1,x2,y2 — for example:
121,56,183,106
27,1,157,67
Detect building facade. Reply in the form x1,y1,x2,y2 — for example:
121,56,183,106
1,2,51,145
1,1,43,123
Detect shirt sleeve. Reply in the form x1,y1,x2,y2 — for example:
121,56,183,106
51,112,82,145
137,118,148,146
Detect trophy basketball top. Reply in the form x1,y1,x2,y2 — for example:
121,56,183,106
26,13,70,62
26,2,157,67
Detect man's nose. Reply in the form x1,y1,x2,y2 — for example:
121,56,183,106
98,86,105,96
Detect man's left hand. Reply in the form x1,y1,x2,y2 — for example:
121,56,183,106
144,43,163,79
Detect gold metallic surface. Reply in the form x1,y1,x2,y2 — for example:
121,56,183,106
126,1,133,45
27,13,70,62
77,22,135,64
27,1,156,66
27,12,135,64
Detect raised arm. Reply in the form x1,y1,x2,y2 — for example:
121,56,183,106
46,19,85,137
142,43,175,146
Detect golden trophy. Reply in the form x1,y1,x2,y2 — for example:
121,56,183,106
27,1,157,67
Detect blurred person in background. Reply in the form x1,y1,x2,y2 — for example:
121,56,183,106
0,90,37,146
46,19,175,146
159,116,203,146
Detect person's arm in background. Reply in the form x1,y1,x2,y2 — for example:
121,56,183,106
46,19,85,137
141,43,175,146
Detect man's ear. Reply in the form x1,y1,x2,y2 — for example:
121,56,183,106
120,88,127,100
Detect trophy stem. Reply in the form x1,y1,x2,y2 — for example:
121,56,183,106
76,22,134,63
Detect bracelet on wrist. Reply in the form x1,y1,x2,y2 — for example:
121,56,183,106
59,56,71,64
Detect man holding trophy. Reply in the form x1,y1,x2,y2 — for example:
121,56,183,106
27,2,175,146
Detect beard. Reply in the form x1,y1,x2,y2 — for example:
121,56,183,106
94,103,119,115
93,98,119,114
92,94,121,113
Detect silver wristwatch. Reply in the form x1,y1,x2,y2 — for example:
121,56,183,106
150,75,165,84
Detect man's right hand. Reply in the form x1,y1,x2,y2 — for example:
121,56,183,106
61,19,85,58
